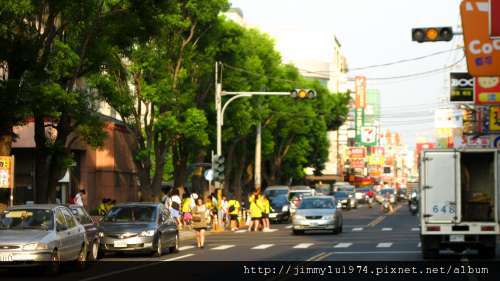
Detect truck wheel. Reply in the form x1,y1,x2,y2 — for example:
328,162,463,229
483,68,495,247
421,235,439,259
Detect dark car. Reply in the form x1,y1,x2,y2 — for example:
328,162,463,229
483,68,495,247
98,203,179,257
68,205,101,261
268,194,290,223
332,191,356,210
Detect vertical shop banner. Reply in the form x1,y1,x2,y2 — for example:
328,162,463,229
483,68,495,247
450,73,475,103
491,0,500,37
461,0,500,76
0,156,14,189
355,76,367,109
489,106,500,131
475,77,500,104
361,126,377,146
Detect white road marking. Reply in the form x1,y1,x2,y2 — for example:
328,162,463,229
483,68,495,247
334,251,420,254
334,243,353,248
352,227,363,231
376,242,393,248
252,244,274,250
178,246,195,251
161,253,195,261
307,252,327,261
315,252,333,261
235,230,247,233
367,216,386,227
382,228,392,231
411,227,419,231
79,254,195,281
293,243,314,249
211,245,235,250
285,225,293,229
266,229,278,232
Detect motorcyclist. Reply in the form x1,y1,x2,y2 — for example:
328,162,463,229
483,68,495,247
382,192,394,213
408,191,418,212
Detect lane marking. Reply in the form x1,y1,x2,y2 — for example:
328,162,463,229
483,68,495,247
307,252,327,261
315,252,333,261
411,227,419,231
352,227,363,231
376,242,393,248
235,230,247,233
334,243,353,248
79,254,195,281
211,245,235,250
161,253,195,261
252,244,274,250
178,246,195,251
266,229,278,232
367,216,386,227
333,251,420,254
293,243,314,249
382,228,393,231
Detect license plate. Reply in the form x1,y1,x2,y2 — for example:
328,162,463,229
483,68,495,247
113,240,127,248
0,254,13,262
269,213,277,218
449,235,464,242
309,222,318,226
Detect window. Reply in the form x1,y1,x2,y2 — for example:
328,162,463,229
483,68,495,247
70,207,92,224
55,209,67,231
61,208,77,229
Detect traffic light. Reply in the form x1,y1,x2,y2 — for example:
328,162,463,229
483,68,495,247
412,27,453,43
212,155,225,182
290,89,317,99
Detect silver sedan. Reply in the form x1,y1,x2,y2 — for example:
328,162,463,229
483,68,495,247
291,196,343,235
0,204,87,274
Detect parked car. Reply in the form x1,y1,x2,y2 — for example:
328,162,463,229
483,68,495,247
332,191,357,209
98,203,178,257
292,196,343,235
0,204,87,274
263,186,289,198
68,204,101,261
268,194,290,223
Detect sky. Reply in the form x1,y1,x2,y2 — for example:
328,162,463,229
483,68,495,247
229,0,466,148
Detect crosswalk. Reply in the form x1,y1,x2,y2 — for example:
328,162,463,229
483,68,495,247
186,241,422,252
229,226,419,233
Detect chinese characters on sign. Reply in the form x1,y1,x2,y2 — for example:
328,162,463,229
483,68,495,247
0,156,14,189
354,76,366,109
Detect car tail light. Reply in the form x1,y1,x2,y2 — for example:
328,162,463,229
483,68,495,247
481,226,495,231
427,226,440,231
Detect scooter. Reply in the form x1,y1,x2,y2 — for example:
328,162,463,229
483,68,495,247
409,201,418,215
367,197,374,208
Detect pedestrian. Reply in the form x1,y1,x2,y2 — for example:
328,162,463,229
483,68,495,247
227,197,241,231
74,189,86,207
248,191,262,232
219,195,229,229
97,198,109,216
181,193,193,228
261,195,272,232
161,187,171,209
168,189,182,226
192,197,209,249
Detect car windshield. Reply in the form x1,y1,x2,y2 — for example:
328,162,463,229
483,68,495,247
288,191,311,201
299,198,335,209
334,192,348,198
337,186,354,192
270,195,288,208
380,189,394,195
103,206,157,223
0,209,53,230
265,189,288,197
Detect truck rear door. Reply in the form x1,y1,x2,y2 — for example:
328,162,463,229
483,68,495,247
421,150,460,224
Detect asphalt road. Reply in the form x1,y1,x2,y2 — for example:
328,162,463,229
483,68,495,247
2,202,499,281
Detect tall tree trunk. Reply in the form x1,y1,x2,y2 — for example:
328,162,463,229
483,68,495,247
34,115,49,203
172,139,188,191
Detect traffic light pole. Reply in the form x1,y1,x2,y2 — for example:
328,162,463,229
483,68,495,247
214,62,298,190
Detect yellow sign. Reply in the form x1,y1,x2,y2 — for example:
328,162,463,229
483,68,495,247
490,106,500,131
0,156,14,189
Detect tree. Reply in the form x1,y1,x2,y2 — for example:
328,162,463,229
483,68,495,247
0,0,180,202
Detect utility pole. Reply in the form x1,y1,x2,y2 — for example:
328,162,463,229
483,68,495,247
255,122,261,191
214,62,316,192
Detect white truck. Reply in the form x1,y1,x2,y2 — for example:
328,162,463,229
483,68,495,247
419,149,499,259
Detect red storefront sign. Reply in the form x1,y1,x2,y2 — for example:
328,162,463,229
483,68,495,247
349,147,366,159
